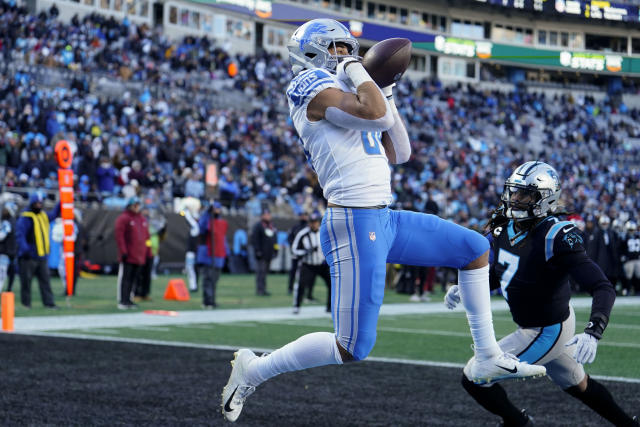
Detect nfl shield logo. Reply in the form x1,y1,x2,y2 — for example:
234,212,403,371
369,232,376,241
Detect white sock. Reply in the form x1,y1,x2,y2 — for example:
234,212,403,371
244,332,343,387
458,265,502,361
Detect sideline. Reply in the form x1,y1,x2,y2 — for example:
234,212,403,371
13,296,640,332
11,330,640,385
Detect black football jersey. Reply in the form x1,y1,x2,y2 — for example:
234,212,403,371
489,217,585,328
622,232,640,261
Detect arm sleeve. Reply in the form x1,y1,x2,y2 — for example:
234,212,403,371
555,251,616,323
250,224,262,250
0,221,9,241
383,98,411,164
184,211,200,237
324,102,394,132
15,217,31,256
114,215,128,257
484,234,500,291
291,229,307,258
197,214,209,236
47,202,61,222
549,224,615,323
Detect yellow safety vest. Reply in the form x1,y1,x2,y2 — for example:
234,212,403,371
21,211,50,256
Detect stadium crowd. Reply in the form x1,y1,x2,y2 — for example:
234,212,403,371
0,1,639,296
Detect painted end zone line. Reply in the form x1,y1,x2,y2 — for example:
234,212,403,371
10,331,640,385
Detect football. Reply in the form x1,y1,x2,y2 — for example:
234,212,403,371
362,38,412,88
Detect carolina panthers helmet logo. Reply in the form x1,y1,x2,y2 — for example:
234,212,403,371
546,168,560,189
563,231,583,249
299,22,329,51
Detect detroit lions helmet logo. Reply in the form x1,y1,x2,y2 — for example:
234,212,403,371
299,22,329,51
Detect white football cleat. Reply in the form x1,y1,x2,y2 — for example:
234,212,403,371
464,353,546,385
221,349,258,422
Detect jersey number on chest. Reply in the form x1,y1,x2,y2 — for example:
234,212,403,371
361,131,382,155
498,248,520,301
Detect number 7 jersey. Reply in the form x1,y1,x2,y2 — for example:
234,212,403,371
286,68,392,207
489,217,586,328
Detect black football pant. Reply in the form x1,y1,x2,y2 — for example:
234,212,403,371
199,264,220,306
255,259,269,295
294,263,331,311
288,258,299,294
118,262,142,304
5,257,16,291
18,257,55,307
134,257,153,298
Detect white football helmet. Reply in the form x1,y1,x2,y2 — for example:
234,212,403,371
501,161,561,220
287,19,359,75
625,220,637,233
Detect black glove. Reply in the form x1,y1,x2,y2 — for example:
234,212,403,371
121,253,128,263
255,252,263,260
486,206,508,233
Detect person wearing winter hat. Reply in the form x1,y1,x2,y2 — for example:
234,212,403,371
114,197,150,309
15,191,60,308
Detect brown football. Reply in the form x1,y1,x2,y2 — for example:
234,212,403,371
362,38,412,88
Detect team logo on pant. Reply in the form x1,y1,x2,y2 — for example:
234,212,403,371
369,232,376,241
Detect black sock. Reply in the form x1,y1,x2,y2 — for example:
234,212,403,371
461,374,528,426
565,377,636,426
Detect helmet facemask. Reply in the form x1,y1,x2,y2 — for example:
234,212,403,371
288,19,360,75
501,161,562,222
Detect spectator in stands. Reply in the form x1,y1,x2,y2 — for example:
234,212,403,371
96,157,117,195
251,207,277,296
114,196,150,309
197,201,228,308
0,201,17,291
15,192,59,309
185,170,205,199
587,216,621,291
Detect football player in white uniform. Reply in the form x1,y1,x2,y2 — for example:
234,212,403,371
221,19,545,422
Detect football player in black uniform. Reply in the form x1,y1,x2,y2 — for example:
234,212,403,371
621,220,640,296
445,161,637,427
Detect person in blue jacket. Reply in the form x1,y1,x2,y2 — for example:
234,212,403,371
16,191,60,308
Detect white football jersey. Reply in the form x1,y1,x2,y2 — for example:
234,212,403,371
286,68,392,207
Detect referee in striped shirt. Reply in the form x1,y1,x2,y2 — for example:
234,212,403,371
291,211,331,314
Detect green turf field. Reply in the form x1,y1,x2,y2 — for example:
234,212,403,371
7,273,640,379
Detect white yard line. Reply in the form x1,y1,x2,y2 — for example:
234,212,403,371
16,296,640,332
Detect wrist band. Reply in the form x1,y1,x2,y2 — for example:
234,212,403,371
345,62,374,88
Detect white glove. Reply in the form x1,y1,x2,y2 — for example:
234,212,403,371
565,333,598,364
444,285,460,310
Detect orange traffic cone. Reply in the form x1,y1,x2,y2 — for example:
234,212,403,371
164,279,190,301
2,292,15,332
